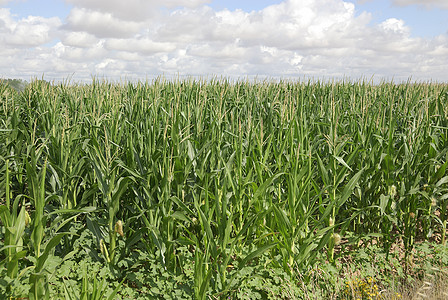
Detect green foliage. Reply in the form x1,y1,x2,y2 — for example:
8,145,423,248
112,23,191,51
0,78,448,298
0,78,28,92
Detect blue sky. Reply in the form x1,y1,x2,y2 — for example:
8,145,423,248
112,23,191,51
1,0,447,82
348,0,448,38
5,0,71,18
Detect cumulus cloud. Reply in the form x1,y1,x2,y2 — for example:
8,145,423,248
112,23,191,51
105,38,176,54
0,8,61,47
65,0,211,21
63,7,142,38
54,41,107,62
61,31,99,48
392,0,448,9
1,0,447,82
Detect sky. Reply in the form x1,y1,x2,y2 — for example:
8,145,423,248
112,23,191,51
0,0,447,83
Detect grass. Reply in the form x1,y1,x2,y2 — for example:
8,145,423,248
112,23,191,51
0,77,447,299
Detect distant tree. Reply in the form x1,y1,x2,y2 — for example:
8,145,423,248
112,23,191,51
0,78,28,92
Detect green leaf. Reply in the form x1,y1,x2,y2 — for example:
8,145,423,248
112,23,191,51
317,153,330,186
197,208,217,258
334,155,353,171
171,211,190,223
253,172,284,201
239,243,276,268
111,177,131,204
106,278,125,300
0,205,11,227
273,204,292,237
436,176,448,187
87,217,107,246
35,232,70,273
338,168,364,208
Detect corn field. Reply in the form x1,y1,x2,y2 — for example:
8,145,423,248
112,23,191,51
1,78,448,299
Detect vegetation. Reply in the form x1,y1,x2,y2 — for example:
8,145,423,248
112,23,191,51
0,78,28,92
1,78,447,299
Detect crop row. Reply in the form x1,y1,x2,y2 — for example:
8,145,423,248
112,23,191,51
1,79,447,298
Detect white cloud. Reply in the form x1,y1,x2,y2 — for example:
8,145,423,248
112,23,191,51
369,18,416,53
65,0,211,21
429,36,448,56
379,18,408,34
54,41,107,62
392,0,448,9
188,41,248,60
105,38,176,55
64,8,142,38
61,31,99,48
151,0,372,55
0,8,61,47
1,0,447,82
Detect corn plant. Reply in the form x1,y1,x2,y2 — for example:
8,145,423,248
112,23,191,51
63,265,123,300
0,159,28,280
87,133,131,266
1,78,447,298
